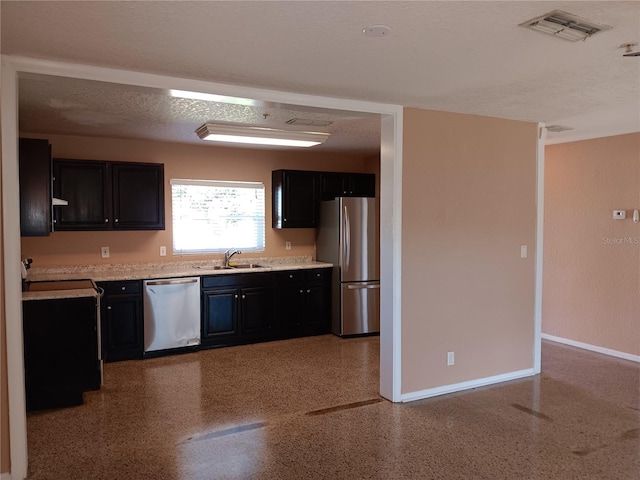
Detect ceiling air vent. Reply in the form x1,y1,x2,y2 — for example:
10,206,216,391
546,125,574,133
520,10,612,42
286,118,333,127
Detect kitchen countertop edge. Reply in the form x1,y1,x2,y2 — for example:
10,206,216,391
22,288,101,302
25,261,333,283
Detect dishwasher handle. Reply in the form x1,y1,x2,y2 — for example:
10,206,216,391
146,278,198,286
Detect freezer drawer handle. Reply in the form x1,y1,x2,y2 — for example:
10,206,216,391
346,284,381,290
146,278,198,286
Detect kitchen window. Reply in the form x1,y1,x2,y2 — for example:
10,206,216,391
171,179,265,254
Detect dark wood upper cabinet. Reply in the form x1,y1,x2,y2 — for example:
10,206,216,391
112,163,164,230
272,170,320,228
320,172,376,200
19,138,53,236
272,169,375,229
53,160,110,230
53,159,164,231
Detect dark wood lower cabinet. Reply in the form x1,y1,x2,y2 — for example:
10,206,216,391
201,273,274,348
275,269,331,337
98,281,143,362
22,296,101,411
201,269,330,349
202,287,239,341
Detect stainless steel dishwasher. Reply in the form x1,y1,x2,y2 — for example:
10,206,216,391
143,277,201,354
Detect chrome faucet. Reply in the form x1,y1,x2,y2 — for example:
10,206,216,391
224,248,242,267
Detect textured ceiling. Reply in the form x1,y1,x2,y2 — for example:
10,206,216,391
18,75,381,154
3,1,640,149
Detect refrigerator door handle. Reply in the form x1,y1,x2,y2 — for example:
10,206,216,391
343,204,351,268
346,283,381,289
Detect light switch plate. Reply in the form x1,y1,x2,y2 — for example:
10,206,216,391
520,245,527,258
160,246,167,256
447,351,455,366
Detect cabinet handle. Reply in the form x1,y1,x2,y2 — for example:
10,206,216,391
242,294,246,299
115,218,119,223
289,274,293,279
107,306,112,310
299,289,304,294
316,273,321,277
105,219,109,223
235,294,238,299
121,286,126,291
307,289,311,293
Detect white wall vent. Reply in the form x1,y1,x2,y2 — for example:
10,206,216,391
520,10,612,42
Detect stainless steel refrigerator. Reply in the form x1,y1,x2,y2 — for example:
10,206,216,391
316,197,379,336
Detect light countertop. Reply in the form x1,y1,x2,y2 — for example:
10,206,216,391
24,255,332,287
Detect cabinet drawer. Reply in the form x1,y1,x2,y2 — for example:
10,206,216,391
100,280,141,296
306,268,332,283
201,272,272,289
274,270,306,284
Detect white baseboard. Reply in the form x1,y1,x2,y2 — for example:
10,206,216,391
542,333,640,364
400,368,536,403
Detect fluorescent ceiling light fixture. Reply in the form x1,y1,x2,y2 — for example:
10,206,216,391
195,124,330,147
520,10,612,42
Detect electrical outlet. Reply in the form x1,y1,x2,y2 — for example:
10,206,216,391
285,241,292,251
101,246,110,259
447,351,455,366
520,245,527,259
160,246,167,257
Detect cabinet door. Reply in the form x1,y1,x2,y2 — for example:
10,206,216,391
202,288,239,340
112,163,165,230
53,160,110,230
304,283,331,334
103,295,143,362
349,173,376,197
19,138,52,236
240,285,274,336
275,283,305,333
320,172,344,200
272,170,320,228
321,172,375,199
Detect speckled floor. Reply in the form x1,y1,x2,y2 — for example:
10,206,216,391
26,337,640,479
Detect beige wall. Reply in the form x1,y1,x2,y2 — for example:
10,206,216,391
21,134,370,266
401,108,538,394
543,133,640,356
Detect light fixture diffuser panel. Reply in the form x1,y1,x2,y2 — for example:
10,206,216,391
195,123,329,148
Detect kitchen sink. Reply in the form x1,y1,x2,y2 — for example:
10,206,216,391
230,264,265,269
195,265,234,270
